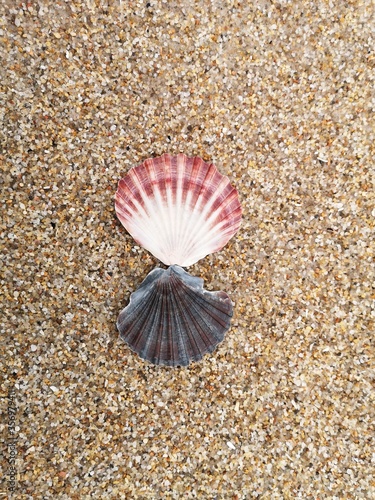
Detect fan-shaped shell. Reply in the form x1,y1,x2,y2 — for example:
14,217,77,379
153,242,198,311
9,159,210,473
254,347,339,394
117,265,233,367
115,153,241,267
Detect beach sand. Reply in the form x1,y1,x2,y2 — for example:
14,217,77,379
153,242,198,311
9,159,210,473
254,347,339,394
1,1,374,497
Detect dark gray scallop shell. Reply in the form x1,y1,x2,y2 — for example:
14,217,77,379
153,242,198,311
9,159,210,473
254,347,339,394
117,265,233,367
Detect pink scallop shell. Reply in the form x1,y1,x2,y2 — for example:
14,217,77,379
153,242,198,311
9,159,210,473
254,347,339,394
115,153,242,266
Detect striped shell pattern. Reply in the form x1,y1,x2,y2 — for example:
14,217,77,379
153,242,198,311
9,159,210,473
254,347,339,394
115,153,241,366
117,266,233,367
115,153,241,267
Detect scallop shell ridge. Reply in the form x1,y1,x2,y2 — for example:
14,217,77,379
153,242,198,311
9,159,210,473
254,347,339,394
115,153,242,266
117,265,233,367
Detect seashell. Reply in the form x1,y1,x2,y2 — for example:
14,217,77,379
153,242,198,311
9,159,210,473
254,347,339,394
117,265,233,367
115,153,241,267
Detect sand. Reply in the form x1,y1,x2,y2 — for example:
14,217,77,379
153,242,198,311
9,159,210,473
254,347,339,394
1,0,374,498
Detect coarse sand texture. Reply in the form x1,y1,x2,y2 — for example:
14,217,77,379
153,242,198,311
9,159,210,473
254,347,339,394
1,1,374,498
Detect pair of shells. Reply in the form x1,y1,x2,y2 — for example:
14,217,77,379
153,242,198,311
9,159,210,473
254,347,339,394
115,153,241,367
